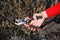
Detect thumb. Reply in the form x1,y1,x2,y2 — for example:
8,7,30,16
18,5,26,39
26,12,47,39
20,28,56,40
29,20,34,25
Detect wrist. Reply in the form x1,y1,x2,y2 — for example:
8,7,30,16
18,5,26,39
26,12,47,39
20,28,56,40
41,11,48,19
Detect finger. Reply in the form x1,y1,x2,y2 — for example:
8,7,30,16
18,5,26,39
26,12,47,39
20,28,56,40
30,28,34,30
33,14,38,20
28,27,36,31
29,20,34,25
28,27,30,29
31,28,36,31
33,29,36,31
25,24,29,28
37,28,42,31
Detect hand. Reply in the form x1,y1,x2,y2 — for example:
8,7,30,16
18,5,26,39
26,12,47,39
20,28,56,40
27,11,48,31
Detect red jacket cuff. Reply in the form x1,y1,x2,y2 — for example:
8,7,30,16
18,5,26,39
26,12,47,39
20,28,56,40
45,2,60,18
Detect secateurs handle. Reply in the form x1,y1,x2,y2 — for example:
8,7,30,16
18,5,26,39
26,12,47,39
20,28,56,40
36,16,42,20
31,16,43,20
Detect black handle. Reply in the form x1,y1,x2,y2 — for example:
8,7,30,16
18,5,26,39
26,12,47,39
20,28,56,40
36,16,42,20
31,16,43,20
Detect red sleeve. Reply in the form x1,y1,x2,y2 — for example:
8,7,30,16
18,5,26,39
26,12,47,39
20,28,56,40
45,2,60,18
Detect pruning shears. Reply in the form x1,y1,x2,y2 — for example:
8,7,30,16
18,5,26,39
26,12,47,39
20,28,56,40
15,16,43,30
